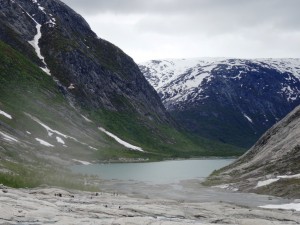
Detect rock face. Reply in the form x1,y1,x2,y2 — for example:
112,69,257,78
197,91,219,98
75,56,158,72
207,105,300,197
139,58,300,148
0,0,168,122
0,185,299,225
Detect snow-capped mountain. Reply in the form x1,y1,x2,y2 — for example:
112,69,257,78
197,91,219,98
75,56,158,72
139,58,300,148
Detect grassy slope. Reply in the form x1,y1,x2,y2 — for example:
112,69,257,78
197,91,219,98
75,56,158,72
171,106,260,149
87,107,245,160
0,40,244,189
0,40,118,188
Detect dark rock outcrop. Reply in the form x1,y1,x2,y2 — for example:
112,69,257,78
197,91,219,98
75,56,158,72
0,0,169,123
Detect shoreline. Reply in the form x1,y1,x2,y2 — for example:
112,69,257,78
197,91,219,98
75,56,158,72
82,156,238,165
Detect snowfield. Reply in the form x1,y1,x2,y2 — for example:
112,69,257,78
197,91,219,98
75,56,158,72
140,58,300,107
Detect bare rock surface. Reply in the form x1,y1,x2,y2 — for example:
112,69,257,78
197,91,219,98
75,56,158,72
207,105,300,197
0,186,299,225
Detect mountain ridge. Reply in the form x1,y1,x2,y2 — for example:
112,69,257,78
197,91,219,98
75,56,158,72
139,57,300,147
1,0,169,121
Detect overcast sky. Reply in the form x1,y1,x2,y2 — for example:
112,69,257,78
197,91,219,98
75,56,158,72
60,0,300,63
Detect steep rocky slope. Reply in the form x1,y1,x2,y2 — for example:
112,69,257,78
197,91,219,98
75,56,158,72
140,58,300,148
206,105,300,198
0,0,167,120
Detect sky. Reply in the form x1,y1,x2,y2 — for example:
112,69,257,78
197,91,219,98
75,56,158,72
60,0,300,63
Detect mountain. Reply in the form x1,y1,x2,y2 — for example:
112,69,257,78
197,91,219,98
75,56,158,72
206,105,300,198
0,0,242,188
1,0,168,119
139,58,300,148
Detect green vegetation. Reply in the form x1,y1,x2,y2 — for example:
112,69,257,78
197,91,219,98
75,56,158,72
88,109,244,160
0,39,243,189
0,159,99,191
171,106,261,148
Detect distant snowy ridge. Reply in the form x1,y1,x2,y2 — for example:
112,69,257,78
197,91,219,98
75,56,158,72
140,58,300,108
140,57,300,148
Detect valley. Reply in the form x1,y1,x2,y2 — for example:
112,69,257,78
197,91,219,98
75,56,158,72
0,0,242,189
0,0,300,224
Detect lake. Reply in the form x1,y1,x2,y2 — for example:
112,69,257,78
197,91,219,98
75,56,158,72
71,158,291,207
71,158,235,184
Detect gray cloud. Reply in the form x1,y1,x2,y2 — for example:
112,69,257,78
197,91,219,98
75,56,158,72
60,0,300,61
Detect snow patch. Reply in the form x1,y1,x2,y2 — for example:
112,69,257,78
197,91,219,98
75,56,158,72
28,24,45,65
98,127,143,152
72,159,91,165
255,173,300,188
212,183,239,192
242,113,253,123
26,113,75,140
213,184,230,189
38,6,46,13
56,136,65,145
19,4,51,75
40,67,51,75
89,146,98,151
35,138,54,147
231,71,243,80
25,113,90,148
81,115,93,123
0,110,12,119
278,173,300,179
68,83,75,90
47,131,53,137
26,131,31,135
255,178,279,188
0,131,18,143
260,203,300,211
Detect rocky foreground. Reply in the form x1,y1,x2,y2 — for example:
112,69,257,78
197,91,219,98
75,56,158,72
0,185,299,225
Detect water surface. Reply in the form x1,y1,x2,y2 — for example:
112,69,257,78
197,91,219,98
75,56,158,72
71,159,234,183
71,158,292,207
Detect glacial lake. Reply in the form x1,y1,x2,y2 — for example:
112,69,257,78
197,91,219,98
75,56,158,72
71,158,292,208
71,159,235,184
